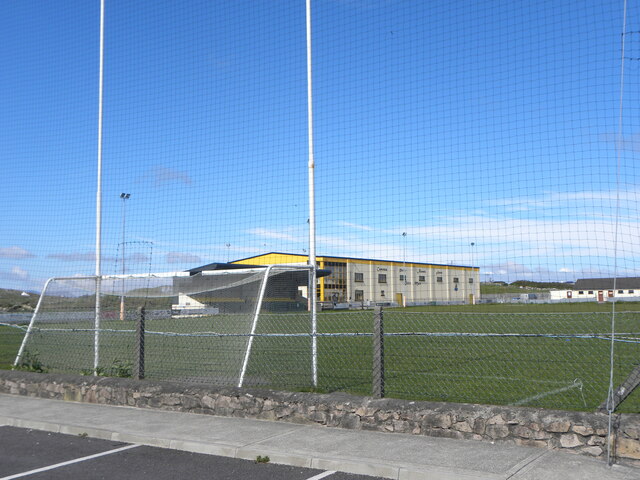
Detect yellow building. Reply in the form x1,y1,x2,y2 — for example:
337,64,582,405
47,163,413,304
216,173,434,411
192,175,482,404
233,252,480,306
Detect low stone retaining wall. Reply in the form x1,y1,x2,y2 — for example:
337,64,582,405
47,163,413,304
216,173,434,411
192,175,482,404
1,370,639,464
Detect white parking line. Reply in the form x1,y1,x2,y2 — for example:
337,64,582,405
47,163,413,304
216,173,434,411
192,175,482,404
305,471,336,480
0,444,140,480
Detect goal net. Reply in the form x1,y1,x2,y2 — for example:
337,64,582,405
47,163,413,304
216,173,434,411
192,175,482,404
14,265,316,388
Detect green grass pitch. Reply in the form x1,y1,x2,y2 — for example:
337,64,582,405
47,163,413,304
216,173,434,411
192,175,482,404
4,303,640,413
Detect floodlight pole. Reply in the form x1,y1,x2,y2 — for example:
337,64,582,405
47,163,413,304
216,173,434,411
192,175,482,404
470,242,476,304
94,0,106,375
120,193,130,321
306,0,318,388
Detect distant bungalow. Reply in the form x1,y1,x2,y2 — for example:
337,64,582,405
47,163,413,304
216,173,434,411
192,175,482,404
550,277,640,302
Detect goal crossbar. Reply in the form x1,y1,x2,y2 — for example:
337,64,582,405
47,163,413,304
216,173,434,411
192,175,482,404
14,265,318,388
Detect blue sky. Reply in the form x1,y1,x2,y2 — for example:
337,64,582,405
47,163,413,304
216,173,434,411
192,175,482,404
1,0,639,292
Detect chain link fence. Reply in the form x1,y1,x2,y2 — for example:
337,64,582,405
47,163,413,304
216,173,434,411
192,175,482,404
9,275,640,413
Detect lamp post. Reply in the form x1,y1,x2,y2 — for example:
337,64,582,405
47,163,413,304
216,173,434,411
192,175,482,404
401,232,407,307
120,193,130,320
470,242,476,305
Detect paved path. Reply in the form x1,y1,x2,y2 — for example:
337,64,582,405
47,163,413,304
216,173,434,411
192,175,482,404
0,394,638,480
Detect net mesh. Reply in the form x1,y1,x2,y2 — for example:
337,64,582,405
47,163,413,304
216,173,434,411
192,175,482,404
2,1,640,414
16,269,314,385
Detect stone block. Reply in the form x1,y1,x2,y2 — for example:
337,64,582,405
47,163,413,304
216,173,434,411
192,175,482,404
487,414,506,425
341,413,361,430
587,435,606,446
545,420,571,433
201,395,215,410
276,406,293,419
256,410,276,421
571,425,594,436
473,417,486,435
160,394,181,406
392,419,409,432
559,433,583,448
581,446,603,457
513,425,534,439
453,421,473,433
617,437,640,460
309,411,327,424
486,423,509,439
622,426,640,440
376,411,391,422
422,413,452,429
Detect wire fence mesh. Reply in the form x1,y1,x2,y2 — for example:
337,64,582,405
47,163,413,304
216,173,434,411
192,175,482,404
9,274,640,412
2,1,640,418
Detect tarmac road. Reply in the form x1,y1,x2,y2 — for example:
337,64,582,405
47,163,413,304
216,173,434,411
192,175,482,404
0,426,383,480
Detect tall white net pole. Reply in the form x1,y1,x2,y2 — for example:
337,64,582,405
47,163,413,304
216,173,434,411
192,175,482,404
94,0,106,375
306,0,318,388
607,0,628,466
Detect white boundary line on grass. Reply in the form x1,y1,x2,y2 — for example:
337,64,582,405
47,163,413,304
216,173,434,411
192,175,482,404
0,444,140,480
512,379,584,406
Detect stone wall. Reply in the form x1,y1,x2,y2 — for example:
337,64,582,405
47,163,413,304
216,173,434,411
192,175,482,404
1,370,639,464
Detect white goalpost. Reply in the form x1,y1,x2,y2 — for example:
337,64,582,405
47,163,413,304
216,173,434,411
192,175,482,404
14,265,317,388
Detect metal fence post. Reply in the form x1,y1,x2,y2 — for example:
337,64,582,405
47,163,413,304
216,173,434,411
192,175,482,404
373,305,385,398
134,306,145,380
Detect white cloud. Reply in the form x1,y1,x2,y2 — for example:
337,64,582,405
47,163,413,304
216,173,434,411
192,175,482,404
150,166,192,186
336,221,374,231
165,252,202,264
0,246,35,259
247,228,304,242
10,266,28,280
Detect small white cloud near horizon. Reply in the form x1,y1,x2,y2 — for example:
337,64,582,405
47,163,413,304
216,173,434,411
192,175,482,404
336,221,374,231
0,246,35,259
11,266,28,280
150,165,193,186
166,252,203,264
248,228,303,242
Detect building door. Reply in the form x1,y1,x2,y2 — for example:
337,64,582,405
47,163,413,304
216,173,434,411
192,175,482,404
598,291,604,302
396,293,404,307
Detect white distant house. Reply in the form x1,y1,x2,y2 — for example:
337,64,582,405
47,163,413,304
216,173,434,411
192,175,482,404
550,277,640,302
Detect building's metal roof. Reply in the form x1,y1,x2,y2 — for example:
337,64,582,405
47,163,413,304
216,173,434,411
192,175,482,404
186,261,330,281
232,252,476,270
573,277,640,290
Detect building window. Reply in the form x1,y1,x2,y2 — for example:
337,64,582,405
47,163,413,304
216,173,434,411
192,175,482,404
588,291,593,295
378,274,387,284
380,290,385,297
355,290,364,302
399,274,406,282
630,290,635,294
354,272,364,282
436,277,443,283
578,291,584,295
418,275,425,282
618,290,624,294
468,278,474,283
453,277,459,283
